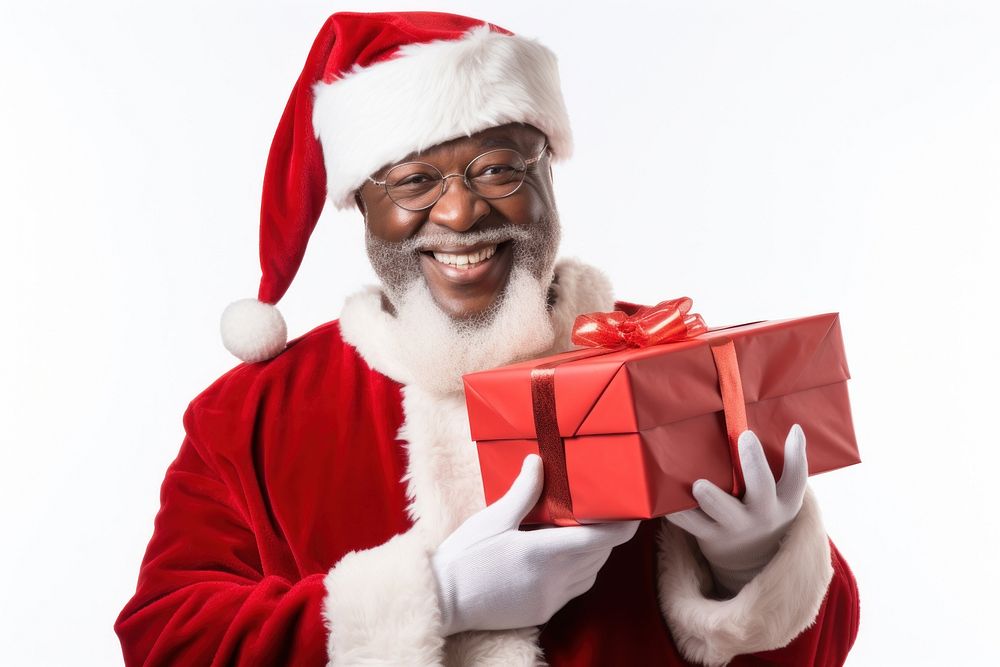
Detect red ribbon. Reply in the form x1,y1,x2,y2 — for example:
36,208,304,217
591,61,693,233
571,297,708,349
529,297,748,525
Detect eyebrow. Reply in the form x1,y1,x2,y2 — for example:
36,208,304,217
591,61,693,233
477,136,521,150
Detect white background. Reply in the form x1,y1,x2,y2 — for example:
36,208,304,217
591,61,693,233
2,1,998,664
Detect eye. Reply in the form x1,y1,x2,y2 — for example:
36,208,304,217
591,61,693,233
468,149,528,185
472,164,523,185
385,161,440,183
397,173,433,185
385,165,441,191
483,164,515,176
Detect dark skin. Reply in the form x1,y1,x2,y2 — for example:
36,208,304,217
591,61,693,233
355,123,555,319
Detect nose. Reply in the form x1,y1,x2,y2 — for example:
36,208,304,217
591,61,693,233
427,174,491,232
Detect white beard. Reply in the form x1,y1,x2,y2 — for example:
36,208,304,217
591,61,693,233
382,266,557,396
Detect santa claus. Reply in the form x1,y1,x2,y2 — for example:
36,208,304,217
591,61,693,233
115,11,859,666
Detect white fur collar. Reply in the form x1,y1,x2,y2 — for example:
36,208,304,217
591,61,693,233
340,257,615,391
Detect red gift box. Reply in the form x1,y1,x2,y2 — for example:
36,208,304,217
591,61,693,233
463,300,861,525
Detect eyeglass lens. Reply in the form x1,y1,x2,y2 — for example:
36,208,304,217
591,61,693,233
383,149,529,211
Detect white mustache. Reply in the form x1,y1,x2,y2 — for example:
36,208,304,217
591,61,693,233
402,227,533,253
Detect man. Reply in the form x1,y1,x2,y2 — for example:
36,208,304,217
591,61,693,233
116,11,859,666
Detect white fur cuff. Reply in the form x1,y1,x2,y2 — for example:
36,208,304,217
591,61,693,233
656,487,833,667
323,530,444,665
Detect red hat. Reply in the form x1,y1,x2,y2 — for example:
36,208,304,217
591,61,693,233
220,11,573,362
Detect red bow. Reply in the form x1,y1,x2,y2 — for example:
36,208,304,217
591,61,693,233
571,297,708,349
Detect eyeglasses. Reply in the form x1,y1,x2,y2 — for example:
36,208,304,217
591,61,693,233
368,143,549,212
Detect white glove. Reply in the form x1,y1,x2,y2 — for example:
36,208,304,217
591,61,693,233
431,454,640,635
665,424,808,597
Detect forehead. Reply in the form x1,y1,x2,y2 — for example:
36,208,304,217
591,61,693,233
383,123,545,168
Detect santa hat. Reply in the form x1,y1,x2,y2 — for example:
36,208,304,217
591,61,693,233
220,11,573,363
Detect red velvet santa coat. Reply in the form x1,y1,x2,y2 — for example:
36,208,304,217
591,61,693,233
116,260,860,666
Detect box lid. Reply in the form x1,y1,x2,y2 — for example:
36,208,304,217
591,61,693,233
463,312,850,441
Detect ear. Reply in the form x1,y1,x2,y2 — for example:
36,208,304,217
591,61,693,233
354,190,367,216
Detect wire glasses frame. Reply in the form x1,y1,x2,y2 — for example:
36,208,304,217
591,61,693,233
367,143,550,212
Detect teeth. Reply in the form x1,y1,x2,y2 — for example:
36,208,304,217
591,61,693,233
432,244,497,269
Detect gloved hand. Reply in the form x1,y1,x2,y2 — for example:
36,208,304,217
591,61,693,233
665,424,809,597
431,454,640,636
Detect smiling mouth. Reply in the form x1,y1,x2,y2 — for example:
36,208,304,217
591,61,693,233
417,240,514,289
422,242,502,271
425,243,498,271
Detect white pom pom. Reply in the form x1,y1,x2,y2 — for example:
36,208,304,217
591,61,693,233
220,298,288,362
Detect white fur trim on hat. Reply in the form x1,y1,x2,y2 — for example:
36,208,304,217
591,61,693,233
656,487,834,667
313,25,573,209
220,298,287,363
